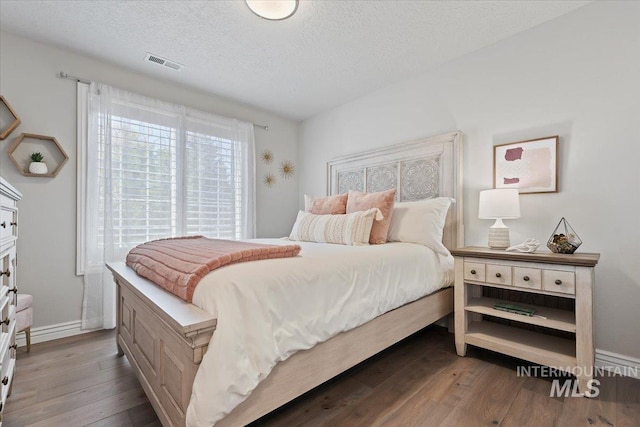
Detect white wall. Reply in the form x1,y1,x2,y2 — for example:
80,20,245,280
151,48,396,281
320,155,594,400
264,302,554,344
300,1,640,359
0,31,299,329
300,73,457,199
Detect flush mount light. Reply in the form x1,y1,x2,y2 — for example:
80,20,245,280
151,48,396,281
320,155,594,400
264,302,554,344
245,0,298,21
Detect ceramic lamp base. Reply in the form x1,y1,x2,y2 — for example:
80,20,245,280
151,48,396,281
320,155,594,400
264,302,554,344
488,227,510,250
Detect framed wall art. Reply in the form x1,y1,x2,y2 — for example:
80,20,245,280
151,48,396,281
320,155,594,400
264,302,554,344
494,135,558,194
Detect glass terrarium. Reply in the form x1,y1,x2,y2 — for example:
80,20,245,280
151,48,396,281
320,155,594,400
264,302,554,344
547,217,582,254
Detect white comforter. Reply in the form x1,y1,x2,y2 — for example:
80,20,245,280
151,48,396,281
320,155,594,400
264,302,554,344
186,239,453,426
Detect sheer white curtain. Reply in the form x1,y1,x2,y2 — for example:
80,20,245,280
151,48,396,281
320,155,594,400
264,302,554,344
80,82,255,330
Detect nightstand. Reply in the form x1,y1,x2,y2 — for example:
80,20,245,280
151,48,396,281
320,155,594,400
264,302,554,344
451,246,600,395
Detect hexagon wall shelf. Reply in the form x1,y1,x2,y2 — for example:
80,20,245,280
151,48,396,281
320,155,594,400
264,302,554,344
8,133,69,177
0,95,21,140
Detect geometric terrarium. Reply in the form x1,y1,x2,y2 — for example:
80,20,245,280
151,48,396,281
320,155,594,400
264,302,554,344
7,133,69,177
547,217,582,254
0,95,21,140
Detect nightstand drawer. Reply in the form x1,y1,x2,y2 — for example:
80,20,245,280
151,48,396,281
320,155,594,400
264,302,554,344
543,270,575,295
464,262,485,282
513,267,541,290
486,264,512,286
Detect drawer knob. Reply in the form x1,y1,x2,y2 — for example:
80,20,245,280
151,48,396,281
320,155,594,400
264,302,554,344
8,287,18,294
9,344,17,350
10,221,17,227
0,221,5,228
555,279,563,285
523,276,530,281
1,376,8,385
1,318,10,326
0,270,10,277
470,269,477,275
495,273,502,278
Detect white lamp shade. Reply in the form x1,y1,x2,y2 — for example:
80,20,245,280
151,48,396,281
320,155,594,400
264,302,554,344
245,0,298,20
478,189,521,219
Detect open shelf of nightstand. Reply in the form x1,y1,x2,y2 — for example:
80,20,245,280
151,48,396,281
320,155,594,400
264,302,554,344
466,321,577,369
466,296,576,333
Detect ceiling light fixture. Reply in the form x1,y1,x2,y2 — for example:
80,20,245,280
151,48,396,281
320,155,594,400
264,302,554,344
245,0,298,21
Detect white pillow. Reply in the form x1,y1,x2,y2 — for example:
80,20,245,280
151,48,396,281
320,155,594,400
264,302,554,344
289,208,382,246
387,197,454,254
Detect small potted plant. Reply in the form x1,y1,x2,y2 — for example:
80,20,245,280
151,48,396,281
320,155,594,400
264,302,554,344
29,152,48,175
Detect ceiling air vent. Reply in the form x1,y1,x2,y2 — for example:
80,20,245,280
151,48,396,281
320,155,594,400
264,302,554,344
144,53,184,71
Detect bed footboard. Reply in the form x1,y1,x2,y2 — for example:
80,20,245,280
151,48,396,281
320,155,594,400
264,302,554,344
108,262,216,427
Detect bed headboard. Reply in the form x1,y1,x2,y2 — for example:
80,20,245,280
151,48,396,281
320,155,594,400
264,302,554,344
327,131,463,250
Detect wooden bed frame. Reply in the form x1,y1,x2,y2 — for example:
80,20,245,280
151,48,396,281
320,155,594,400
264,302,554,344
107,130,463,426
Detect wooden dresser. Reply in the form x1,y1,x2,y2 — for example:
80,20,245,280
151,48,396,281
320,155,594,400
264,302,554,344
0,177,21,422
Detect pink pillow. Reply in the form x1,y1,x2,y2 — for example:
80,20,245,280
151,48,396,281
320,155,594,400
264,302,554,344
346,189,396,244
304,193,348,215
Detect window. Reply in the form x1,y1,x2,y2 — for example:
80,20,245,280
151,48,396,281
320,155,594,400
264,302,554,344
102,112,247,247
104,112,178,247
77,82,255,329
184,124,244,239
77,83,255,274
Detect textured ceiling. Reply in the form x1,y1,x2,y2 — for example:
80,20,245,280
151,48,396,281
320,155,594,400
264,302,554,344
0,1,590,120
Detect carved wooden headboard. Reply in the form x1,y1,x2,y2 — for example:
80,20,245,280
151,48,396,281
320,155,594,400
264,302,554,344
327,131,463,250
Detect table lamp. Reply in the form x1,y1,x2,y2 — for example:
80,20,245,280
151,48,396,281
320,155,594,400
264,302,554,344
479,189,521,250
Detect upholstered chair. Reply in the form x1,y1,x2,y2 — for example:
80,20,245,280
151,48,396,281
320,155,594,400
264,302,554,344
16,294,33,352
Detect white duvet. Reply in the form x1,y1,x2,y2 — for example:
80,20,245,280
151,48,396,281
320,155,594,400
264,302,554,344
186,239,454,426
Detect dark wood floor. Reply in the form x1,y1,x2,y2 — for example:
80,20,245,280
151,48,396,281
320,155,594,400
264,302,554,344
4,326,639,426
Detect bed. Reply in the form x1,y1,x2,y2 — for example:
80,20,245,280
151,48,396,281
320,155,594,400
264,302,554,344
106,130,463,426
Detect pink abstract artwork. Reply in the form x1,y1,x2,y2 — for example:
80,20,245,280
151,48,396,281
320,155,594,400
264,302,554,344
494,136,558,194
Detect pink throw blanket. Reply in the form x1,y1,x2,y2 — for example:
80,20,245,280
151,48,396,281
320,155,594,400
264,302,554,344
126,236,301,302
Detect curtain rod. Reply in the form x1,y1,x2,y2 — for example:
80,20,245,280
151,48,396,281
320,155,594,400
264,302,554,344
58,71,269,130
59,71,91,85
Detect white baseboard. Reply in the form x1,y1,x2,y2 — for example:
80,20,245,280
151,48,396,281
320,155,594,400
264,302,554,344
16,320,96,348
595,348,640,379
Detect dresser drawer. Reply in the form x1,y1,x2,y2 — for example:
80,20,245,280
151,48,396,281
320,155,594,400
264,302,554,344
0,207,17,245
0,303,13,336
464,262,485,282
543,270,576,295
0,341,13,401
0,249,15,299
513,267,542,290
486,264,512,286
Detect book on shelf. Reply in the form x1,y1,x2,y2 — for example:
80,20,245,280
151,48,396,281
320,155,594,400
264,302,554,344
494,302,536,317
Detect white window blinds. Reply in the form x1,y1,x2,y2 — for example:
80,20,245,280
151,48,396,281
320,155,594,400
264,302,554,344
184,122,245,240
106,112,178,246
98,108,252,247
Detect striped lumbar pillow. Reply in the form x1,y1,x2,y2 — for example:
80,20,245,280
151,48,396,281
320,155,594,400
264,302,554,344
289,208,383,246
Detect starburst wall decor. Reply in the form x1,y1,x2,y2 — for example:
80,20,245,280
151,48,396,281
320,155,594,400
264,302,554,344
260,149,274,164
263,173,276,187
279,160,295,179
259,150,294,188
